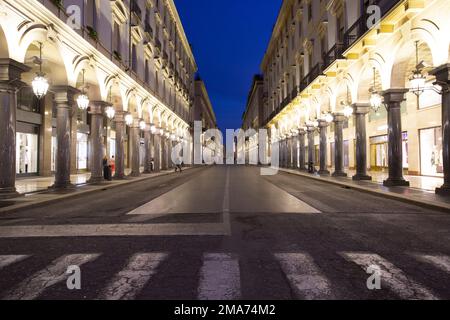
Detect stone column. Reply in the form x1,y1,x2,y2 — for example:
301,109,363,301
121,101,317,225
332,113,347,177
306,125,316,173
430,64,450,195
168,138,174,168
88,102,107,184
161,135,168,170
352,103,372,181
143,125,153,173
318,120,330,175
130,119,141,177
51,86,79,189
113,111,126,179
282,138,288,168
153,131,161,172
278,138,283,168
382,89,409,187
298,129,306,171
292,134,298,169
0,59,30,199
286,137,292,168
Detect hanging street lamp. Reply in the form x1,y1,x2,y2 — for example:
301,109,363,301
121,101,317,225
77,69,90,110
31,42,49,99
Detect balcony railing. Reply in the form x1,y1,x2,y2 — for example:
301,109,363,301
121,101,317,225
144,21,153,39
323,43,344,69
299,63,324,92
131,0,142,23
343,0,400,51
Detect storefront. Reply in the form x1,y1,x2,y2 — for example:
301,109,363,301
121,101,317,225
15,126,39,176
370,133,408,171
420,126,443,177
76,132,89,170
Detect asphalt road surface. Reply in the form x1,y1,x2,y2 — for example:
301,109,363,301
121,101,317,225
0,166,450,300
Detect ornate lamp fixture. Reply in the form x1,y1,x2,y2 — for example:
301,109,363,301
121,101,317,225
125,113,133,126
32,42,49,99
139,120,147,131
77,69,90,110
324,112,334,123
369,68,383,112
409,41,427,97
105,106,115,120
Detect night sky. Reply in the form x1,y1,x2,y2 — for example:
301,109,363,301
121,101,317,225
175,0,281,131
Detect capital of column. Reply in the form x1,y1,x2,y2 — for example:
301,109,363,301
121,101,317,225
430,63,450,92
52,86,80,106
332,112,346,123
352,103,371,115
0,58,31,87
298,128,306,136
113,111,126,123
306,125,316,133
382,88,408,109
90,101,111,115
317,119,330,129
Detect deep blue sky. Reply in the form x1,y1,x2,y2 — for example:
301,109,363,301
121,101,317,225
175,0,281,131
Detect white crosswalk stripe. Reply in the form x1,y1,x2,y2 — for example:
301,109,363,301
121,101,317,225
97,253,168,300
411,254,450,274
0,255,30,270
275,253,333,300
2,254,100,300
341,252,439,300
198,253,241,300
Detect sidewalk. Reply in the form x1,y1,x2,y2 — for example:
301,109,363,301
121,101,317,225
0,167,194,214
279,167,450,212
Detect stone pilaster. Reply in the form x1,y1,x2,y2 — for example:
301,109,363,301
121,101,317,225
332,113,347,177
113,111,126,179
352,103,372,181
430,64,450,195
51,86,79,189
0,59,30,199
382,89,410,187
318,120,330,175
88,102,107,184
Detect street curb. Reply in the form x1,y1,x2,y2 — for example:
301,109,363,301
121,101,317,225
279,168,450,212
0,167,199,215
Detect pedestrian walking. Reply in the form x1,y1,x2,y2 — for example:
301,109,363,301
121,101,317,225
103,156,112,181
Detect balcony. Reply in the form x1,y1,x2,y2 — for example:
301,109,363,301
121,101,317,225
130,0,142,25
299,63,324,92
154,38,162,53
144,22,153,39
343,0,400,51
323,43,344,69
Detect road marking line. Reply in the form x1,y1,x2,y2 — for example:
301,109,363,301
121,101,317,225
98,253,168,300
2,254,100,300
275,253,333,300
341,252,439,300
0,255,30,270
198,253,240,300
0,223,228,238
411,254,450,274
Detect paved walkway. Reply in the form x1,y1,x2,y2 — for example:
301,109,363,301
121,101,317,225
16,168,140,194
280,167,450,211
1,167,194,214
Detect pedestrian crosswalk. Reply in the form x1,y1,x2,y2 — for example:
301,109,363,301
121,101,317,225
0,251,449,300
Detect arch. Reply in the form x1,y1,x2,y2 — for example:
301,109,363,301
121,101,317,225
21,40,68,89
389,39,434,89
0,23,9,59
355,61,383,103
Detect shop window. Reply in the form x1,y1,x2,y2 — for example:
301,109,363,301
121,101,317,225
420,127,443,177
77,132,88,170
16,132,39,175
18,87,41,113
